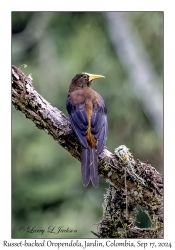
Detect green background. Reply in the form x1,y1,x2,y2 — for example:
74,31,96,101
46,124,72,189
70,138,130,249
12,12,163,238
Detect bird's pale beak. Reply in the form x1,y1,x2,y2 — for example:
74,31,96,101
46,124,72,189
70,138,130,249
82,72,105,82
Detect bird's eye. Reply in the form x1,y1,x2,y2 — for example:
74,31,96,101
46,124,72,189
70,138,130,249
82,74,87,79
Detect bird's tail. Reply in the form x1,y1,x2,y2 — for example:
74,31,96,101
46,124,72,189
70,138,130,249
81,147,99,188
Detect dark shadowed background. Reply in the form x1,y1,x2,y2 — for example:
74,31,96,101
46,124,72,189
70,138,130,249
12,12,163,238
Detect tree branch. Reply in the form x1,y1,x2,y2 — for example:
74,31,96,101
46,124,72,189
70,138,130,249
12,65,163,238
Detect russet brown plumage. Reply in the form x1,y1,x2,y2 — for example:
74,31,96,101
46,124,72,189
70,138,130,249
66,73,108,187
85,102,96,148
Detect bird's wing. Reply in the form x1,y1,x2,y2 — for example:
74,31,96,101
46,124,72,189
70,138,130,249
91,98,108,155
66,97,89,148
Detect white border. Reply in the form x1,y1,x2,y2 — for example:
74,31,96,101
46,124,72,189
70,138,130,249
1,1,175,248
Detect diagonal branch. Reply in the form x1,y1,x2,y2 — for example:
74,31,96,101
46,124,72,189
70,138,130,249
12,65,163,238
12,65,114,167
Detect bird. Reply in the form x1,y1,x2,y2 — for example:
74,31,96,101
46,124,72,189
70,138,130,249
66,72,108,188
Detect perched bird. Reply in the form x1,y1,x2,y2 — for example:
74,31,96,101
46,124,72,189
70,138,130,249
66,73,108,187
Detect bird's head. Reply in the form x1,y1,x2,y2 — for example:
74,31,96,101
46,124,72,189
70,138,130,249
69,72,105,92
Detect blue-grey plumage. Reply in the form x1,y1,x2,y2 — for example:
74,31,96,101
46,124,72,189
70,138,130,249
81,147,98,187
66,73,108,187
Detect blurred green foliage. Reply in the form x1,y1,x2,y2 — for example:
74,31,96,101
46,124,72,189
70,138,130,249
12,12,163,238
